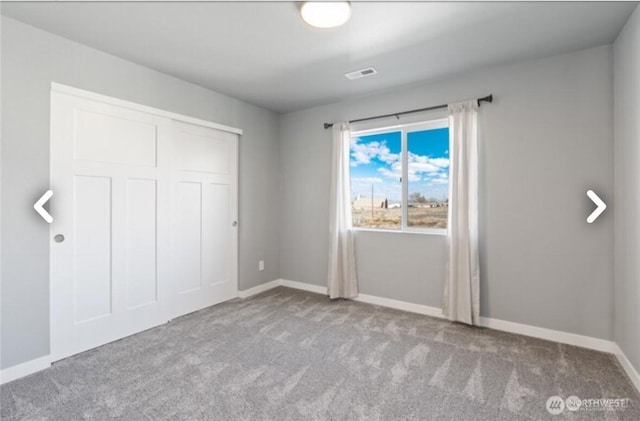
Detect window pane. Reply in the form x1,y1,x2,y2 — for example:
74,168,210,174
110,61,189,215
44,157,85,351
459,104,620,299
350,131,401,229
407,127,449,229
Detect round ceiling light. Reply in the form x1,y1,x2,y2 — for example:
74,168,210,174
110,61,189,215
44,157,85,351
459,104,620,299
300,2,351,29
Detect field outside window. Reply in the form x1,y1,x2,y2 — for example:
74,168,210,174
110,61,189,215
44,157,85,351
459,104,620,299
350,119,449,232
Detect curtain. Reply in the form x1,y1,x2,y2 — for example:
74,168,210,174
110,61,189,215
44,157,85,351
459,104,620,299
327,122,358,299
443,101,480,325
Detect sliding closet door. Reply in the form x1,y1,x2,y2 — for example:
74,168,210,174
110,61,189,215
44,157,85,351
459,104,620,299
50,91,172,361
51,86,240,361
170,120,238,319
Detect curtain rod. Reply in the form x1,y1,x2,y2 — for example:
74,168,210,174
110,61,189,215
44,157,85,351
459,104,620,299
323,94,493,129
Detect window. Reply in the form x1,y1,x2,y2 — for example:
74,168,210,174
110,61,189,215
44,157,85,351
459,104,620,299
350,119,449,232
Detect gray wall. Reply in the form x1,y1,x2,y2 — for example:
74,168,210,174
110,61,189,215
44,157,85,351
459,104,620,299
614,5,640,376
0,17,281,369
2,11,632,373
280,45,615,340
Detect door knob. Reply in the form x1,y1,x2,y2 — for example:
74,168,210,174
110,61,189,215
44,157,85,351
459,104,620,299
54,234,65,243
232,221,238,227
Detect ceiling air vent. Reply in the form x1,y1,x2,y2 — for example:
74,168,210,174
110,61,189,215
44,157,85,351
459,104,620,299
345,67,378,80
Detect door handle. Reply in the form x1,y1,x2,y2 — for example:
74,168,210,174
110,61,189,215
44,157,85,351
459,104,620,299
53,234,65,243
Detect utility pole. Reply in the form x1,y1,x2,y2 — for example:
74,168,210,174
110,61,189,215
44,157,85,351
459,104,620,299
371,184,374,219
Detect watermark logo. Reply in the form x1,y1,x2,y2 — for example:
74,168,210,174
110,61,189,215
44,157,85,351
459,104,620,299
546,396,565,415
546,395,632,415
565,396,582,412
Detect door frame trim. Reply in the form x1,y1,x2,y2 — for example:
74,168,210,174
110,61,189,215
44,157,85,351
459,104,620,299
51,83,243,135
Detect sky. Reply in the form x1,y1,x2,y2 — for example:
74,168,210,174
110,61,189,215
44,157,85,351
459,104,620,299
350,127,449,203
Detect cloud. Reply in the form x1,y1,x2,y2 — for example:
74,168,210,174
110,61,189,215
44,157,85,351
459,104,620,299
378,149,399,165
350,137,399,167
351,136,449,185
419,172,448,187
430,157,450,168
377,162,414,181
408,153,449,174
351,177,384,185
377,166,408,181
408,160,440,174
377,153,449,182
426,172,448,181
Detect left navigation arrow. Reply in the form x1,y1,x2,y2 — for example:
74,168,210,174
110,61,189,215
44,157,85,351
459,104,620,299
34,190,54,223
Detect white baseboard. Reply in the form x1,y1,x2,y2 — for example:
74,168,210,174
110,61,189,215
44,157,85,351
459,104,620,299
477,316,617,353
280,279,327,295
275,279,640,393
237,280,281,299
272,279,615,351
612,344,640,393
272,279,445,318
0,355,50,385
354,293,444,319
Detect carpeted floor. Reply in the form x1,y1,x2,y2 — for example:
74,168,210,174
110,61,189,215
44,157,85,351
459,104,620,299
1,287,638,420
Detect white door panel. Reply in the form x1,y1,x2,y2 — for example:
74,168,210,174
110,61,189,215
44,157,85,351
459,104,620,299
177,132,229,174
72,175,112,323
204,183,231,285
51,89,238,361
125,178,158,310
175,181,203,294
51,92,171,361
170,121,238,319
74,107,158,167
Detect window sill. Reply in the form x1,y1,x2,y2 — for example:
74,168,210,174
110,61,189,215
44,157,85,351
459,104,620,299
352,227,447,236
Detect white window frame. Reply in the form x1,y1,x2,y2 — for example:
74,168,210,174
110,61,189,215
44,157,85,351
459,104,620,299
351,118,449,235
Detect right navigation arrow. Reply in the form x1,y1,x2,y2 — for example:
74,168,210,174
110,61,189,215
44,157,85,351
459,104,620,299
586,190,606,224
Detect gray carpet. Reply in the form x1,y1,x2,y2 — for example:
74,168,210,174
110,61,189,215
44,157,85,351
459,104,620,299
1,287,638,420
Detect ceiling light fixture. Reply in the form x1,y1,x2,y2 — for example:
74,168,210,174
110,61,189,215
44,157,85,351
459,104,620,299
300,2,351,29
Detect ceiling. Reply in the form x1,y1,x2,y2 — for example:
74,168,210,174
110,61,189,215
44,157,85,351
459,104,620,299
1,1,637,113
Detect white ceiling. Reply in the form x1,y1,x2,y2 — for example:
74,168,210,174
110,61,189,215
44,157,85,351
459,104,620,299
1,1,637,113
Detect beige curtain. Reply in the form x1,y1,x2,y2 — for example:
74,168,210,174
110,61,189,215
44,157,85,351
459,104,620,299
327,122,358,299
443,101,480,325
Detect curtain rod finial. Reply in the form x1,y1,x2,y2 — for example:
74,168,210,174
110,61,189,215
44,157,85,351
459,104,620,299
477,94,494,106
324,123,333,129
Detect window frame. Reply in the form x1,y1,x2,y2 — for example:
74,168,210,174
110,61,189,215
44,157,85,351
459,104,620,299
350,117,449,235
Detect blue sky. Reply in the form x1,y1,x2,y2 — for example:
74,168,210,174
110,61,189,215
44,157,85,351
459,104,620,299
350,128,449,202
